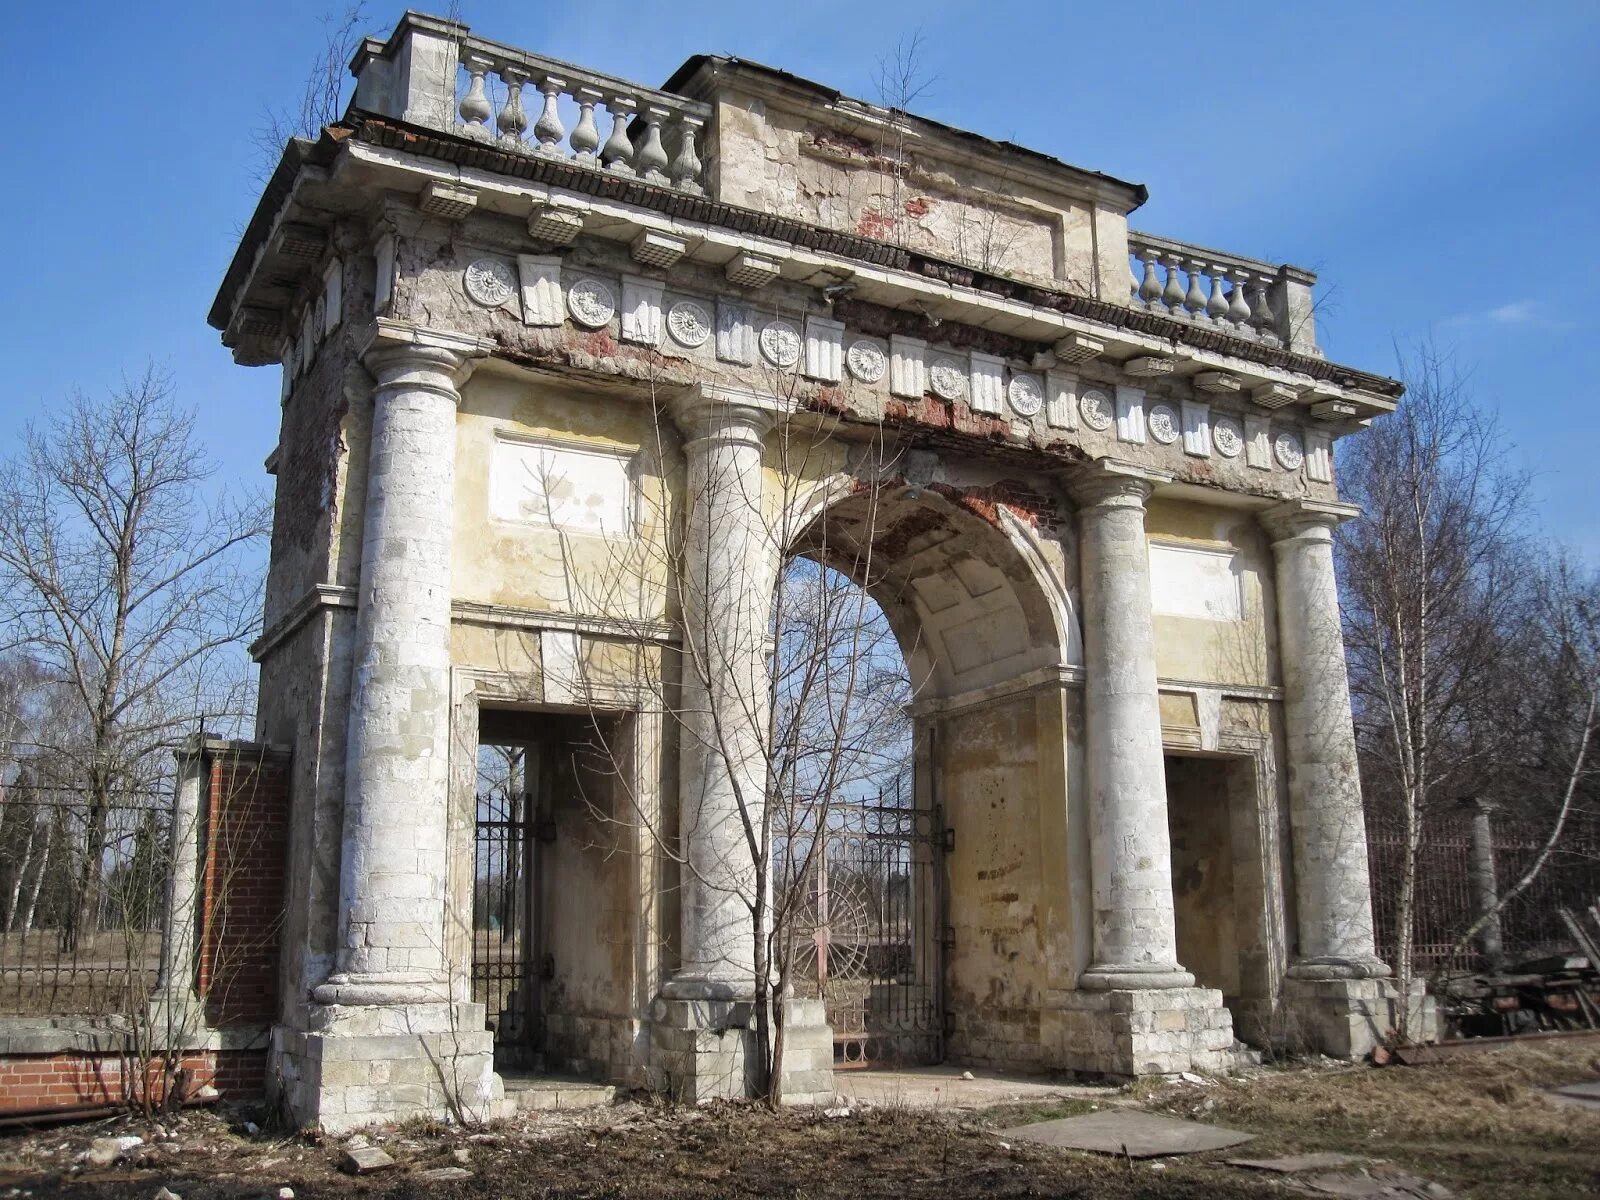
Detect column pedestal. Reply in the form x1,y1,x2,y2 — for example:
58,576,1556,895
650,995,835,1105
1050,987,1243,1078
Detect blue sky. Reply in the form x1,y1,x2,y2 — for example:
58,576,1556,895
3,1,1595,556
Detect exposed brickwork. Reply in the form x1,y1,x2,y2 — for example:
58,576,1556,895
0,1049,266,1112
197,750,291,1028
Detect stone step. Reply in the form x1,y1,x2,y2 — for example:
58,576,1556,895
500,1073,618,1113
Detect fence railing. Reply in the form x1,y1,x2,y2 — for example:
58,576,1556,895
0,784,173,1017
1367,809,1600,975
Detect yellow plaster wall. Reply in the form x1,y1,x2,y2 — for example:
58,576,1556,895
1144,498,1277,688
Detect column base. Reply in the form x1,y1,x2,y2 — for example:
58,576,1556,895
1079,963,1196,991
1284,955,1392,982
271,1000,508,1132
649,993,835,1105
1047,986,1242,1078
1280,975,1436,1059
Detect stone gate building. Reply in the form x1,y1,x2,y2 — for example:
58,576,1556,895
210,12,1419,1130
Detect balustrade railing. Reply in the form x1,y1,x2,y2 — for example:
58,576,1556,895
451,36,711,194
1127,232,1299,349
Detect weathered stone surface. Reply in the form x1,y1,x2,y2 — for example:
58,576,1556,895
339,1146,395,1174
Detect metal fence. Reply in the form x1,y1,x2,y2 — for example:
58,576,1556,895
1367,807,1600,974
0,782,174,1016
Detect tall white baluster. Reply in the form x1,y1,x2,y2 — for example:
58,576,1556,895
1227,270,1253,331
601,95,638,176
570,87,602,165
497,66,529,146
670,115,705,193
1251,280,1278,342
1136,249,1162,307
636,105,671,184
1160,254,1186,315
1183,258,1208,317
1205,268,1229,322
533,75,568,157
459,54,493,135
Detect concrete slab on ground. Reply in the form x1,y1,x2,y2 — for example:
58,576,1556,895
1546,1080,1600,1112
834,1066,1118,1110
1227,1152,1371,1173
999,1110,1253,1158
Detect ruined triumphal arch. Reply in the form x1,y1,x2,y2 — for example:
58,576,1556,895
208,12,1420,1129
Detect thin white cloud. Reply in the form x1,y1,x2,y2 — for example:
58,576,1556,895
1439,298,1571,332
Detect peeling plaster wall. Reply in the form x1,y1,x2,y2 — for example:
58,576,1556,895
938,690,1076,1071
708,91,1122,293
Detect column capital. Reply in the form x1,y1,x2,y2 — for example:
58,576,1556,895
1065,457,1172,510
668,382,788,449
360,318,494,400
1260,497,1361,544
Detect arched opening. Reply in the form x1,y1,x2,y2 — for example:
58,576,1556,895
775,480,1081,1071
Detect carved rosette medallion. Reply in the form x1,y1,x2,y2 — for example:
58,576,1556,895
1274,430,1305,470
1212,415,1245,458
759,319,801,368
1147,403,1180,445
463,258,516,308
566,277,617,328
1008,373,1044,417
846,339,887,383
928,357,968,401
666,300,712,348
1079,387,1114,431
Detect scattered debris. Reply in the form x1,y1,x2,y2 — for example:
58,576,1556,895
338,1146,395,1175
277,1189,295,1199
419,1166,472,1182
822,1106,851,1118
1297,1165,1454,1197
960,1070,975,1081
1177,1071,1215,1086
79,1135,145,1168
153,1188,182,1200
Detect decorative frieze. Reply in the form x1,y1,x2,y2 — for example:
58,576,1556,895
1008,372,1044,417
1212,414,1244,459
803,316,844,382
566,276,617,328
845,339,887,383
716,302,755,364
516,254,563,326
1045,371,1078,429
620,276,664,345
759,319,801,368
1147,402,1180,445
1305,430,1333,482
1115,385,1147,444
1181,400,1211,457
970,352,1005,415
889,335,927,398
1244,415,1272,470
1079,386,1114,431
1273,429,1306,471
464,258,517,309
929,353,969,402
667,300,712,348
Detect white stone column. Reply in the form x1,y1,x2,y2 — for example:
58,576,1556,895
148,741,209,1040
1262,499,1388,979
315,323,488,1008
665,386,780,999
1069,459,1193,990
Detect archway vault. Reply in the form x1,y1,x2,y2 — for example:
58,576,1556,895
789,479,1082,702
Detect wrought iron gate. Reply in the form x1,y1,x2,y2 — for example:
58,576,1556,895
795,770,944,1067
471,745,537,1059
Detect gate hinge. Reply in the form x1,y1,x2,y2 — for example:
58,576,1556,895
540,953,555,981
942,827,955,853
536,816,557,843
940,924,955,953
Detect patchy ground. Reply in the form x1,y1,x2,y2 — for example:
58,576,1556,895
2,1038,1598,1199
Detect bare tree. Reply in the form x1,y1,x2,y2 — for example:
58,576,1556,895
0,368,268,955
251,3,372,179
1337,342,1532,1035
